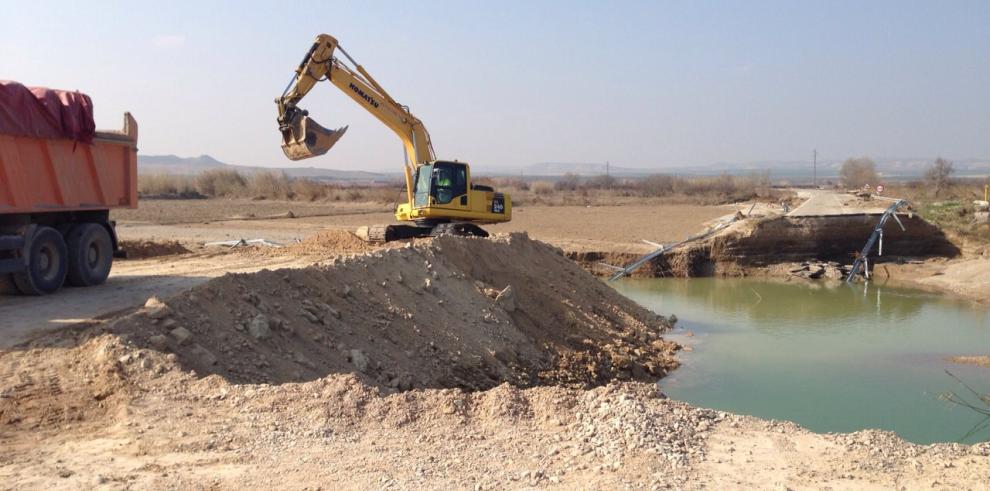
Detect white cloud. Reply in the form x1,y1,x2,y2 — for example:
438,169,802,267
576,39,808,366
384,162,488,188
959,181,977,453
153,35,186,48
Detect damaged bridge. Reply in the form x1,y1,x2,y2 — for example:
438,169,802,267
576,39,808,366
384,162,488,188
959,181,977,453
579,190,959,279
726,190,959,266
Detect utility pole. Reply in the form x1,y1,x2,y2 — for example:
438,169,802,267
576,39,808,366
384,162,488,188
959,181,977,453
812,149,817,188
606,161,610,177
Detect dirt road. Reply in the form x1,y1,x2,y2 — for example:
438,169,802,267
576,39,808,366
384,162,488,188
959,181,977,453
787,188,891,216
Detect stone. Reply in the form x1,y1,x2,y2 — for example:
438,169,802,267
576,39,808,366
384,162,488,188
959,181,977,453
249,314,272,340
301,310,321,324
293,352,315,369
169,327,193,345
146,298,171,319
148,334,169,351
188,344,218,366
495,285,516,313
349,349,370,373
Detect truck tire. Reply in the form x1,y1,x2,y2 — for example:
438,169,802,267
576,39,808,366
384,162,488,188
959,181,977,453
13,226,68,295
66,223,113,287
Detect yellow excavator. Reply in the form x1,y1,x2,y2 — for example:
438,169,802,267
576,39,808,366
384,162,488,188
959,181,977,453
276,34,511,242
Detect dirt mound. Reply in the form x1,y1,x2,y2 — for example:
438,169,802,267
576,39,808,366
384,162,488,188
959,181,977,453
119,239,191,259
93,233,678,391
242,229,398,259
283,228,381,255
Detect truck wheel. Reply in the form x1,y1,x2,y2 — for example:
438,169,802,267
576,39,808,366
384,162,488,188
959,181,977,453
66,223,113,287
13,226,68,295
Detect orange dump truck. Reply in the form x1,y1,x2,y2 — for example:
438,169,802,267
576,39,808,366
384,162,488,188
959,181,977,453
0,81,137,295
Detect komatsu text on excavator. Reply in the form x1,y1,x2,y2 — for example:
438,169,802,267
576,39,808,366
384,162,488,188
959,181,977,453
276,34,511,242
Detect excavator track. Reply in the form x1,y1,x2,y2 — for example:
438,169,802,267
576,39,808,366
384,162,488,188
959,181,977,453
356,224,434,243
429,223,490,238
356,222,489,243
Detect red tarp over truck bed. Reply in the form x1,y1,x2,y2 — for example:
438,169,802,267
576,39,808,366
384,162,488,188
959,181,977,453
0,80,96,143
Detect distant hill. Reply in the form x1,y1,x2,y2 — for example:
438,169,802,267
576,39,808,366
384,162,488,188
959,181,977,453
681,158,990,180
511,158,990,181
139,154,227,175
519,162,650,177
138,154,400,183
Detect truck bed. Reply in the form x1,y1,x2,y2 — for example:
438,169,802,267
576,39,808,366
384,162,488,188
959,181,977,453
0,113,138,215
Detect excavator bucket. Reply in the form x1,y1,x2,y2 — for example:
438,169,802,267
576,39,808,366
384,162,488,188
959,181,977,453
280,114,348,161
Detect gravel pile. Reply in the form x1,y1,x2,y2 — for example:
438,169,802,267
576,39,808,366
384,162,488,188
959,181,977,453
573,384,725,468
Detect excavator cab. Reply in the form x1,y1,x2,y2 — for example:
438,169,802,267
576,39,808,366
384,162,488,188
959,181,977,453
278,105,348,161
413,162,468,208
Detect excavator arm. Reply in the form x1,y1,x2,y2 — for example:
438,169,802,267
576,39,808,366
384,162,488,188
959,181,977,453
276,34,434,204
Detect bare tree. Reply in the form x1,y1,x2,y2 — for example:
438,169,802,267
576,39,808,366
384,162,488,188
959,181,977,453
839,157,879,189
925,157,955,197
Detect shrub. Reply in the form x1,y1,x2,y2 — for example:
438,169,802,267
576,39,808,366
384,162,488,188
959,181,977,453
196,169,248,197
250,171,292,200
554,173,581,191
291,179,329,201
925,157,955,198
839,157,879,189
585,174,617,189
138,173,197,196
531,181,555,195
639,174,677,196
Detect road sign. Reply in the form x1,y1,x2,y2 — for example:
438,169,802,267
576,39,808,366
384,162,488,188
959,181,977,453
864,183,871,191
877,184,884,194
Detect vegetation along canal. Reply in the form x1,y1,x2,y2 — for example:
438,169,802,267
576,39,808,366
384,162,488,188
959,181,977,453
614,277,990,444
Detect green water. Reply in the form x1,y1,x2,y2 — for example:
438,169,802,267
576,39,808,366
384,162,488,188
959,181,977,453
613,278,990,444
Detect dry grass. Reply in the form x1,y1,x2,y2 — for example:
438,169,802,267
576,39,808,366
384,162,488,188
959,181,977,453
137,173,199,197
887,179,990,244
141,169,788,208
138,171,401,204
477,172,784,206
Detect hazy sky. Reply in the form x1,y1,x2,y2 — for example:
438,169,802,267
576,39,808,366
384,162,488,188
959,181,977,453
2,1,988,172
